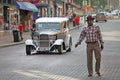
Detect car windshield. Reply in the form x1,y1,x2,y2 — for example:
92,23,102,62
36,23,60,31
97,13,104,16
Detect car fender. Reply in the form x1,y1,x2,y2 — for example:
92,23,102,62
65,34,72,46
53,39,64,45
50,39,64,51
25,39,37,48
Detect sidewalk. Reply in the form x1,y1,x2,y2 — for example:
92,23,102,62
0,30,31,48
0,23,82,48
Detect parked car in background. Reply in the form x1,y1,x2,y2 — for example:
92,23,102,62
91,13,96,18
111,9,120,16
91,13,96,22
95,12,107,22
25,17,72,55
105,12,112,18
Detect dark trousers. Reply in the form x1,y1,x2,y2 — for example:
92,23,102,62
31,31,36,39
19,32,23,40
73,21,75,27
86,42,101,75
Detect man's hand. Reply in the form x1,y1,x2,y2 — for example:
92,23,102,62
75,44,78,48
75,42,80,48
101,44,104,50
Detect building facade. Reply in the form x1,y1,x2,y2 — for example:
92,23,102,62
0,0,81,31
107,0,119,10
0,0,17,31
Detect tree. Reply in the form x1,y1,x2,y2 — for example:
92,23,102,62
73,0,82,6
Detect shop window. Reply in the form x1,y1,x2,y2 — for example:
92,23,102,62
11,0,14,4
8,0,12,4
67,0,72,3
3,0,7,3
44,0,48,4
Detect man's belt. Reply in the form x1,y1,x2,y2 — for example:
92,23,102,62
86,41,98,44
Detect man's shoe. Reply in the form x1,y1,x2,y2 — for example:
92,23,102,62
96,73,101,77
88,74,92,77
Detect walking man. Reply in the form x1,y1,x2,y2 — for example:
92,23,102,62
75,15,104,77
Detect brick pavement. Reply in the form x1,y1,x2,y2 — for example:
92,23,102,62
0,22,120,80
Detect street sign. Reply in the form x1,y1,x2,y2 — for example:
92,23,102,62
86,5,91,11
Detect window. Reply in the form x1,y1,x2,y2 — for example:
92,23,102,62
8,0,12,4
0,0,2,3
37,23,60,31
62,22,66,28
11,0,14,4
3,0,7,3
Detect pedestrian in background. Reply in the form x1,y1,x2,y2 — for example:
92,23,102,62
11,22,19,42
11,22,18,31
72,13,76,27
74,14,80,27
75,15,104,77
31,20,36,39
18,23,23,41
66,13,72,22
0,18,3,30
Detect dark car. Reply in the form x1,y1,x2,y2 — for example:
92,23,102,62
95,13,107,22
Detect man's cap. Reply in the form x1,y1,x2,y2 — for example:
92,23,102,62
86,15,94,21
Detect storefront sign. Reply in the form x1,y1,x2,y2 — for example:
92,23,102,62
16,0,28,2
16,0,40,4
29,0,40,4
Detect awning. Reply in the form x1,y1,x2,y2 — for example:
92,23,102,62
14,1,38,12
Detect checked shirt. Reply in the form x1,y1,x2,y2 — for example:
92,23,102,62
78,24,104,45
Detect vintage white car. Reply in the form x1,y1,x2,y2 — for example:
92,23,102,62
25,17,72,55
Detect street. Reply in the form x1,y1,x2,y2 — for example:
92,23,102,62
0,19,120,80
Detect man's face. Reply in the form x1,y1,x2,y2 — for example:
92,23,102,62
87,20,93,26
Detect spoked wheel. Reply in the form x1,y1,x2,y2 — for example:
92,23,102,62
67,42,72,52
26,45,33,55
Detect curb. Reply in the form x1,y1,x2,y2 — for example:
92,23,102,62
0,41,25,48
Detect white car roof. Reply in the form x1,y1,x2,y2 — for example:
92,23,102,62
36,17,69,23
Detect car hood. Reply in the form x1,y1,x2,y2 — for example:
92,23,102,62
37,29,60,35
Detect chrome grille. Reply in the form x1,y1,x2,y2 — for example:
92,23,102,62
39,34,50,47
39,34,49,40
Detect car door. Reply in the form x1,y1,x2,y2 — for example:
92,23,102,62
57,21,67,40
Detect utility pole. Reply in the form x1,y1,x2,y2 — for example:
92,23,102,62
83,0,87,22
83,0,86,15
54,0,57,17
88,0,91,14
47,0,50,17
